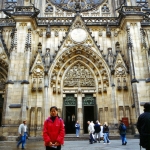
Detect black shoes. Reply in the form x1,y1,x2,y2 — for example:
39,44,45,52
122,142,127,145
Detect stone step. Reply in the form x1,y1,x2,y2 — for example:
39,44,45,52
0,134,138,141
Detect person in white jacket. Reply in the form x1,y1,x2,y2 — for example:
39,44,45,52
17,120,27,149
87,121,96,144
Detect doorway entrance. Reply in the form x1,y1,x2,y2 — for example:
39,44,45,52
0,94,4,126
83,106,95,133
65,106,76,133
63,94,77,134
83,94,96,133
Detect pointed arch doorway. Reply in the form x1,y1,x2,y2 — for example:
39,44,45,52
83,94,96,133
63,94,77,134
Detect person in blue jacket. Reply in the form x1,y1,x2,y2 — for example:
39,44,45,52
75,120,80,137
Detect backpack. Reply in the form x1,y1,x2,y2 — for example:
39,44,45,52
121,124,126,131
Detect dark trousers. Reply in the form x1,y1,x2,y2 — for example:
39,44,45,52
89,133,96,143
46,146,61,150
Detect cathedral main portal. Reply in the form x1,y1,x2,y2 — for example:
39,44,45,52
63,93,96,134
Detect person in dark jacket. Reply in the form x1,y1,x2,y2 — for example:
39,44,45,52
94,121,101,142
43,106,65,150
137,103,150,150
119,120,127,145
103,122,110,144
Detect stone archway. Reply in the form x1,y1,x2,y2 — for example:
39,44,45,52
0,73,7,126
49,45,111,133
0,57,8,126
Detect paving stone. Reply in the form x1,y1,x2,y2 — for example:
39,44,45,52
0,139,140,150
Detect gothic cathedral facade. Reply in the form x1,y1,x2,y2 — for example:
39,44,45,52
0,0,150,139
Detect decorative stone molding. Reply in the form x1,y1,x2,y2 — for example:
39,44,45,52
45,4,53,12
19,23,27,26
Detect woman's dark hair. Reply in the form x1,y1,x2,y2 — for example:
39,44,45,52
50,106,58,111
144,103,150,112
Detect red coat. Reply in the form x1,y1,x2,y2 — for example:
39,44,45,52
43,116,65,146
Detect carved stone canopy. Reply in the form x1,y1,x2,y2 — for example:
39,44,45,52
63,63,95,87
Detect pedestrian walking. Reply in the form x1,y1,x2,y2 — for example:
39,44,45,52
75,120,80,137
100,123,104,141
137,103,150,150
119,120,127,145
94,121,101,142
103,122,110,144
87,121,96,144
17,120,28,149
43,106,65,150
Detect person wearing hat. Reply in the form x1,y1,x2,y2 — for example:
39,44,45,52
137,103,150,150
43,106,65,150
17,120,27,149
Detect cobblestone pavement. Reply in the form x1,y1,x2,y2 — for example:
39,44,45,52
0,139,140,150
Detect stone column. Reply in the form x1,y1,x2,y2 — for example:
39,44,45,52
126,24,140,118
43,74,49,121
77,92,83,134
21,29,31,121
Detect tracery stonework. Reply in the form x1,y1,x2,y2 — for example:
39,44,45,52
64,63,95,87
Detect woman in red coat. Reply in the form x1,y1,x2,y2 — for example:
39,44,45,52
43,106,65,150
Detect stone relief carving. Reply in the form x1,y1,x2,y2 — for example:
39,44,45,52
33,65,44,78
115,66,126,77
64,63,95,87
0,52,7,60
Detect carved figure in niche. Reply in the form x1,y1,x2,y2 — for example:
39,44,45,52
123,78,128,90
55,30,59,37
117,78,122,90
38,79,42,91
32,79,36,91
45,48,51,66
107,48,114,70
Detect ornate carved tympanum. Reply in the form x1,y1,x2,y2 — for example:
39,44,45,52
64,63,95,87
